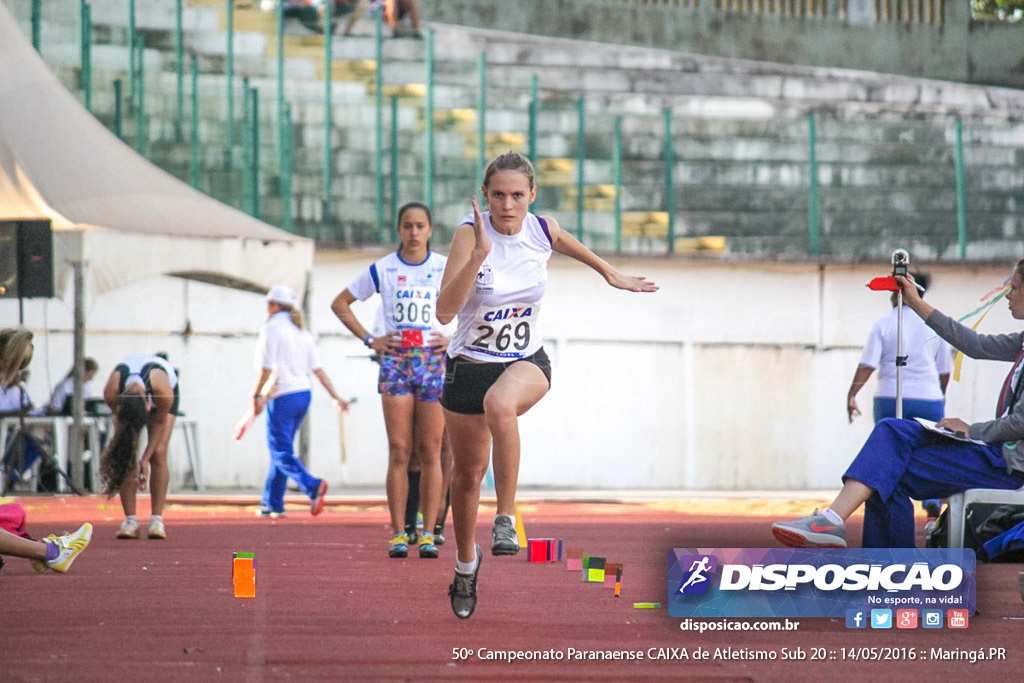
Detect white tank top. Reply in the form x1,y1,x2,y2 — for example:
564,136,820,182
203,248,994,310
346,250,449,347
448,212,552,362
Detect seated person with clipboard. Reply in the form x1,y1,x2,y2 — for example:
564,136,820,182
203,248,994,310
772,260,1024,548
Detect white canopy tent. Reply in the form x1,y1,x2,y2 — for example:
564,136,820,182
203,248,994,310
0,2,312,298
0,3,314,488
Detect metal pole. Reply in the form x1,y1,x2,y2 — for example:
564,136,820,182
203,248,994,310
31,0,41,52
424,28,435,211
113,78,123,139
896,289,904,419
374,12,385,241
243,80,253,214
135,35,145,156
175,0,184,142
613,115,622,254
323,0,334,227
127,0,135,112
807,113,820,256
390,94,399,228
251,85,260,220
189,56,200,188
576,96,585,242
476,52,486,186
276,1,285,187
226,0,235,168
528,74,538,168
282,100,293,233
954,117,967,259
69,261,86,491
664,106,675,255
80,2,92,112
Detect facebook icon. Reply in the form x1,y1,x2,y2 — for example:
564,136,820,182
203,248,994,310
845,609,866,629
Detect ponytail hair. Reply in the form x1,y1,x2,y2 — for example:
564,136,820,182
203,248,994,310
99,392,148,496
273,302,305,330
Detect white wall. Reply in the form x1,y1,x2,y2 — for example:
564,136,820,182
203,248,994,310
3,253,1018,491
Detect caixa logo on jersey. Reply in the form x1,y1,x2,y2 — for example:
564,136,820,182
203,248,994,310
667,548,976,618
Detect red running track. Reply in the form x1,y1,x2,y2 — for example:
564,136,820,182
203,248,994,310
1,494,1022,682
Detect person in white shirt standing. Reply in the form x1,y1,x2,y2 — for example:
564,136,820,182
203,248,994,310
252,284,348,519
846,272,953,523
847,273,952,425
437,152,658,619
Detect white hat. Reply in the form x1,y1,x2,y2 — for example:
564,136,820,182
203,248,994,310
266,284,297,307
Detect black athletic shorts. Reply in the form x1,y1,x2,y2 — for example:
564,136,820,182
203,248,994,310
114,362,181,416
439,348,552,415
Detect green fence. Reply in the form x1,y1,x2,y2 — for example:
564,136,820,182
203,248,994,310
8,0,1023,261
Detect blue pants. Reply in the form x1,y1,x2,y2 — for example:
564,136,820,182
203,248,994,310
872,397,945,423
844,418,1024,547
262,390,320,512
872,397,946,514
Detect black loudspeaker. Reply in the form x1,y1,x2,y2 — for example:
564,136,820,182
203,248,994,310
0,219,53,299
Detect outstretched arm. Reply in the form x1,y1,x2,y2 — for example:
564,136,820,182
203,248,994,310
548,217,658,292
895,274,935,320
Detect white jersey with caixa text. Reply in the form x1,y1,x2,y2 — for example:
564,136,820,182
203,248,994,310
346,250,448,347
448,211,552,362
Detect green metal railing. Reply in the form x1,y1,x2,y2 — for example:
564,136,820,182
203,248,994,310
134,35,145,157
954,117,967,259
79,0,91,112
373,12,385,241
476,53,487,187
175,0,184,142
189,56,199,189
226,0,235,169
424,28,435,212
323,0,334,227
575,96,585,242
807,113,820,256
663,107,675,254
244,79,260,220
11,0,1020,261
127,0,135,113
30,0,39,50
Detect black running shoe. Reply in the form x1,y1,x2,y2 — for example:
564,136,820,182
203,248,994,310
490,515,519,556
449,544,481,619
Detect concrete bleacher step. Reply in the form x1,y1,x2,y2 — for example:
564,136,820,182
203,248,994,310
218,5,276,33
16,0,1024,257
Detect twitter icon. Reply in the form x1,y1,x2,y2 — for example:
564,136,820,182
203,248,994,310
871,609,892,629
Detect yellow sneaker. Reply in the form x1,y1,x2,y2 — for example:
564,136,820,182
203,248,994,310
388,533,409,558
418,532,438,559
44,523,93,573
